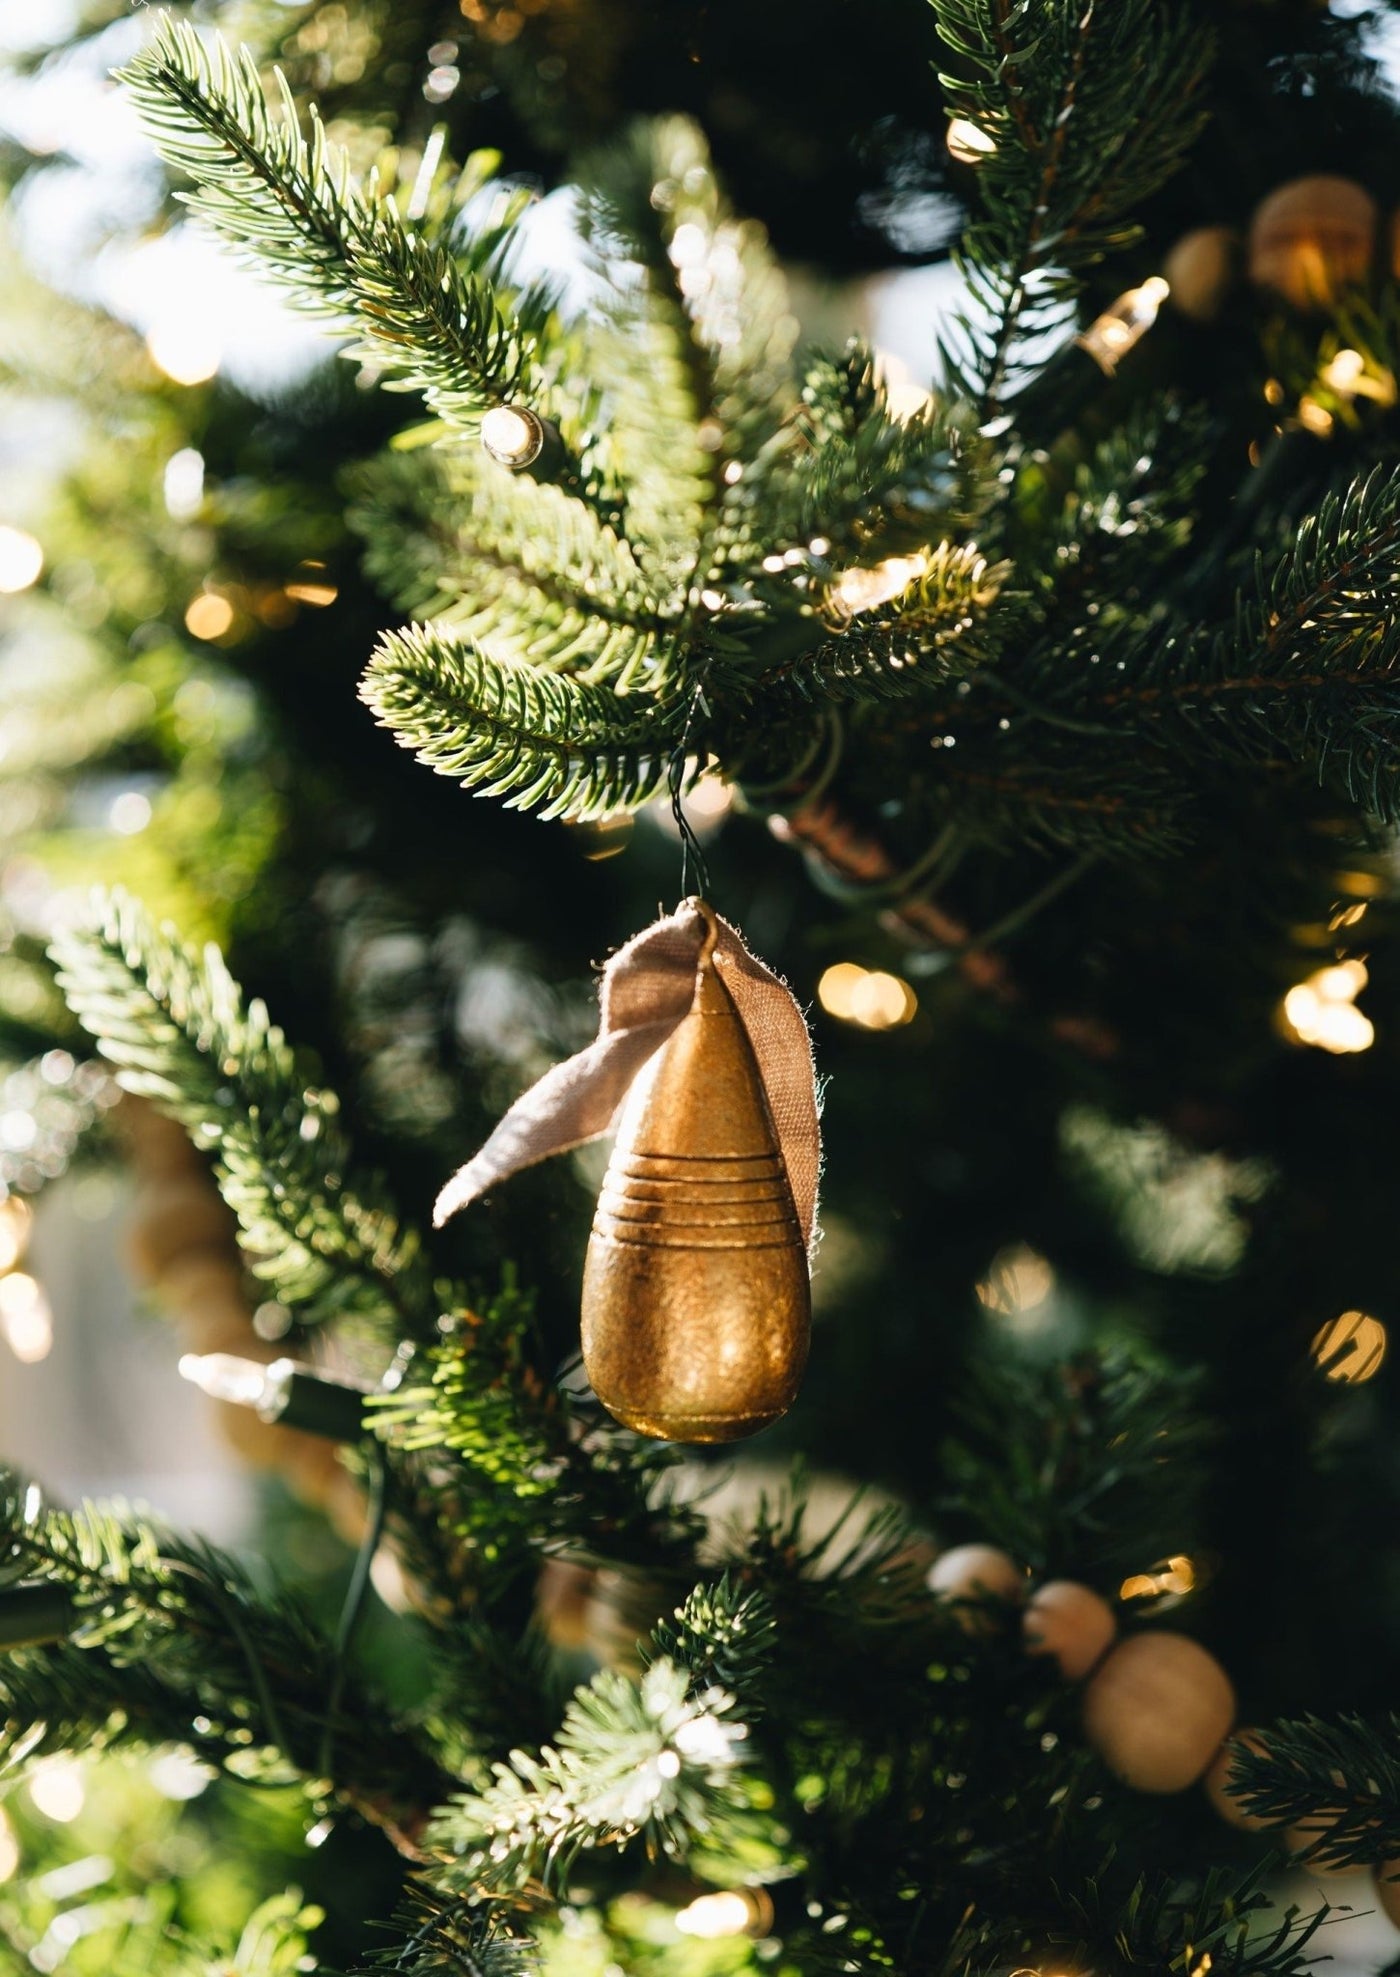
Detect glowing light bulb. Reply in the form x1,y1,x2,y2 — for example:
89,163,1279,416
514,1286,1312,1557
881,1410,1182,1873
946,117,997,164
0,1273,52,1364
147,319,221,385
28,1761,84,1823
1119,1554,1197,1602
1077,277,1170,376
675,1889,774,1938
1296,395,1334,439
0,526,43,594
817,963,917,1031
976,1243,1055,1318
163,448,205,520
108,791,152,836
184,592,235,641
480,404,545,469
0,1196,32,1273
1280,959,1374,1053
284,561,338,606
1319,347,1396,406
827,552,929,619
1311,1309,1387,1383
179,1351,279,1412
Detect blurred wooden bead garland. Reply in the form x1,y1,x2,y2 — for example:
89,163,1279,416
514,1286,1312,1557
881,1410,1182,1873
928,1539,1400,1912
1248,175,1377,310
1148,174,1387,329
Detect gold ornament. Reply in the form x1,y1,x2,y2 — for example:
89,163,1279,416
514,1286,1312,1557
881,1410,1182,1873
435,899,821,1445
1082,1631,1235,1793
1248,175,1377,309
1022,1579,1117,1680
580,903,809,1441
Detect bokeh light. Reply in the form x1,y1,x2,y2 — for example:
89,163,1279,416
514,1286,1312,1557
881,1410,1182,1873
1311,1309,1387,1383
1281,959,1374,1053
0,1271,54,1363
147,318,221,384
0,526,44,594
184,592,236,641
975,1243,1055,1318
1120,1555,1197,1602
28,1760,85,1823
817,962,917,1030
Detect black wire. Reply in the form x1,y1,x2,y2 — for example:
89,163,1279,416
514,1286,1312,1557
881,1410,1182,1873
159,1556,292,1764
668,683,713,902
317,1444,389,1784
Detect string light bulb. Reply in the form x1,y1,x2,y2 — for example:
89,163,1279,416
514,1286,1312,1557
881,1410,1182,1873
480,404,546,469
179,1353,368,1441
1077,277,1170,375
826,552,929,620
946,118,996,164
1280,959,1373,1053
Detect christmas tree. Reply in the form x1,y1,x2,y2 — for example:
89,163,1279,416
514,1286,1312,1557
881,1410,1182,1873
4,0,1400,1969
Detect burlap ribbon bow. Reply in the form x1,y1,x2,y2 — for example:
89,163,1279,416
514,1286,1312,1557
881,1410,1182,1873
434,900,821,1255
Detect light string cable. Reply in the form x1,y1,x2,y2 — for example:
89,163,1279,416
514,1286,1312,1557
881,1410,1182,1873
318,1440,390,1784
668,678,714,903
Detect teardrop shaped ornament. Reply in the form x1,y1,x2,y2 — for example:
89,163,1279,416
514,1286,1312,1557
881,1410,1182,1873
581,903,811,1442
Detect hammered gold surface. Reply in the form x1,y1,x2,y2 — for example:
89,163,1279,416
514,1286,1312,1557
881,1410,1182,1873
580,904,810,1442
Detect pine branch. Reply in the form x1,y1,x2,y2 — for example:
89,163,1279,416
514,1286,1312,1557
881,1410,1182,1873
1226,1715,1400,1868
351,448,674,688
772,376,991,566
933,0,1212,407
429,1580,773,1893
350,1886,533,1976
369,1297,707,1572
578,114,798,561
1085,467,1400,819
360,626,682,819
0,1469,450,1829
1055,1859,1334,1977
118,22,545,427
780,543,1011,701
368,1281,558,1512
50,889,447,1337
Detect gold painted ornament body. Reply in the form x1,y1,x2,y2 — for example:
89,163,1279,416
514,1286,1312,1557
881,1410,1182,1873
581,907,810,1442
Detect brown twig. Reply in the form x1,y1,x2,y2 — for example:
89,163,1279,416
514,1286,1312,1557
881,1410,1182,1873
767,797,1017,999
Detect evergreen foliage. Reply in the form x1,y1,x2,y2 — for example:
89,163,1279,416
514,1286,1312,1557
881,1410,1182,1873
50,889,448,1338
8,0,1400,1971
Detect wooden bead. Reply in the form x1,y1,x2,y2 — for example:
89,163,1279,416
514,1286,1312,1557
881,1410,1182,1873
1164,227,1239,322
1204,1730,1278,1831
1374,1861,1400,1930
928,1544,1023,1631
1082,1633,1235,1793
1023,1581,1117,1681
1248,175,1376,309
